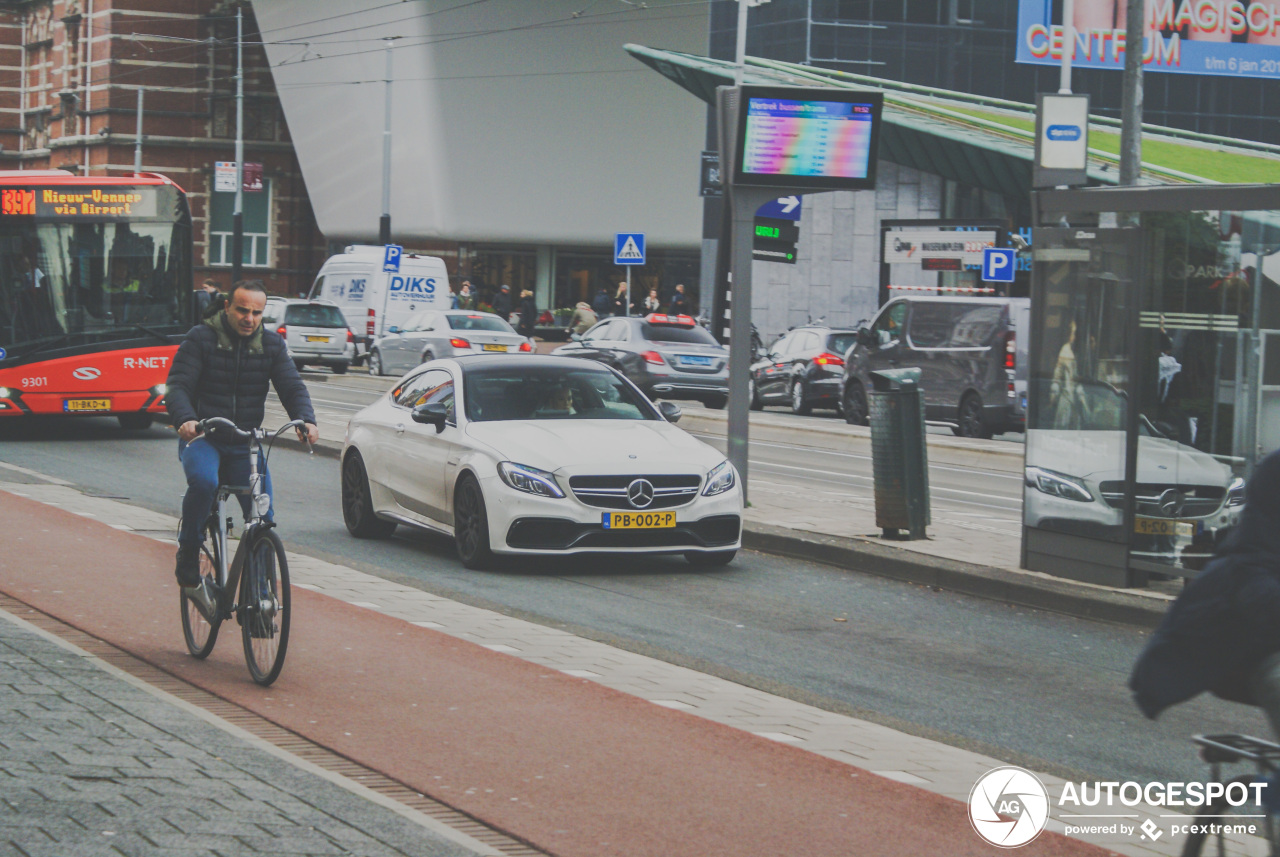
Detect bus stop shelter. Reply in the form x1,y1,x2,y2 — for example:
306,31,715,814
1025,184,1280,587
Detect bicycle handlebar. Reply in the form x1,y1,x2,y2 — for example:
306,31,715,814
197,417,308,441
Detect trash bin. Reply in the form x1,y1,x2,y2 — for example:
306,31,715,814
868,367,930,540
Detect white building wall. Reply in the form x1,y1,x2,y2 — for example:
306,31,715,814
252,0,708,248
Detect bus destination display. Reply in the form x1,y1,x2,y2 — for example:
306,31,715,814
0,186,159,220
741,98,876,181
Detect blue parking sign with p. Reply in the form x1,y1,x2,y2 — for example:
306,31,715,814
982,247,1016,283
383,244,403,273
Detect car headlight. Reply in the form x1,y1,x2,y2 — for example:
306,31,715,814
0,387,11,398
497,461,565,499
1227,476,1246,507
702,460,736,496
1025,466,1093,503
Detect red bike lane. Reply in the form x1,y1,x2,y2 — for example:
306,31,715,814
0,489,1120,857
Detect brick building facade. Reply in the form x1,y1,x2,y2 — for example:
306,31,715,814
0,0,325,296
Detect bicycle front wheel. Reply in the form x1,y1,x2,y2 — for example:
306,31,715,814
1180,774,1276,857
180,517,223,659
239,529,291,686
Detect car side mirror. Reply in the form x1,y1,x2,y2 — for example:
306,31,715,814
411,401,449,432
857,328,874,348
658,401,682,423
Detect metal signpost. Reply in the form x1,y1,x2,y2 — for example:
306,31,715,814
717,85,884,500
614,232,645,317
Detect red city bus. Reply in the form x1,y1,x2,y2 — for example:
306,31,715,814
0,171,193,428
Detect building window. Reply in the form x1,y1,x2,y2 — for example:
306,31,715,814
209,179,271,267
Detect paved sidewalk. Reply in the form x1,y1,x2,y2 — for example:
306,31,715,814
0,476,1221,857
0,607,497,857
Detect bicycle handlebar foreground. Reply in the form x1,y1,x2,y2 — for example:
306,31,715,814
197,417,309,447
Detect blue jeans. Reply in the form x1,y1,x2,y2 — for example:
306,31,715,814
178,436,273,548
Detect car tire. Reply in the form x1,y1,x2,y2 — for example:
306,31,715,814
331,362,349,375
748,378,763,411
117,413,153,431
368,350,385,377
453,474,494,570
341,451,396,539
790,379,811,415
421,350,434,365
685,550,736,566
843,380,869,426
956,392,994,439
703,395,727,410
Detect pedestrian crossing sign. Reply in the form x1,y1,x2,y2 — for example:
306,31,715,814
615,233,646,265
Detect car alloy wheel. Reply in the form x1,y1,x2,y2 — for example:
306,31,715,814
957,393,993,439
790,379,811,415
843,381,868,426
748,378,762,411
453,475,493,569
369,350,384,376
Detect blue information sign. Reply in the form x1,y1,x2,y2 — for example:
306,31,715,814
982,247,1017,283
383,244,403,273
614,233,645,266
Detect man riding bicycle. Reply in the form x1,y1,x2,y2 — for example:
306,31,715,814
164,280,318,605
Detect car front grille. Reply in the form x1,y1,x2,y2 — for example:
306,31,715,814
505,515,741,550
568,474,702,510
1098,481,1226,517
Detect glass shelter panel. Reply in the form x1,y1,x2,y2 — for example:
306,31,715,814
1024,228,1138,586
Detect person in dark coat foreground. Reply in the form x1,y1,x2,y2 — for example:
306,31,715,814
1131,450,1280,740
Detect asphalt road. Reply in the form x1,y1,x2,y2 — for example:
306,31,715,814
0,412,1267,793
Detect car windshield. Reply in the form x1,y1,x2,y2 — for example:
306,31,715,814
463,363,658,422
639,322,718,345
447,313,513,333
284,304,345,327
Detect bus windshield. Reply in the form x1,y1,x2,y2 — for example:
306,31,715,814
0,193,191,358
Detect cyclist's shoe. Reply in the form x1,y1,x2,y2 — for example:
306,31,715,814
174,543,201,588
183,578,218,624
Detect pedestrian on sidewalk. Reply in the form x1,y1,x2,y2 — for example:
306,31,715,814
517,289,537,338
568,301,597,336
164,280,319,603
669,283,691,316
492,284,514,323
592,286,612,318
457,280,475,310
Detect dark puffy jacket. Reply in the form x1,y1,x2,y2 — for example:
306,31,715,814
1131,450,1280,718
165,311,316,431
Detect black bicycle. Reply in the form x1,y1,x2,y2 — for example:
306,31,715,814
1181,733,1280,856
180,417,307,686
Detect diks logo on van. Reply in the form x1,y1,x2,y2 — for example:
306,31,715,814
389,276,435,295
349,278,367,302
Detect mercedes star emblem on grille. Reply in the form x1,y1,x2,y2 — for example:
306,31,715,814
1158,488,1186,517
627,479,655,509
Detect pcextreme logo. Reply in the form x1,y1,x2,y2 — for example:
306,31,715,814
969,766,1050,848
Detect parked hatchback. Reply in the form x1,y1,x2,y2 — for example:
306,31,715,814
749,325,859,415
552,313,730,408
368,309,533,377
263,299,355,374
842,296,1029,438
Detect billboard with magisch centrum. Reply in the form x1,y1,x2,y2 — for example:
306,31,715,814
1016,0,1280,78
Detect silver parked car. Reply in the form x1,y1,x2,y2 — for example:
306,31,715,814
368,309,533,377
262,298,355,374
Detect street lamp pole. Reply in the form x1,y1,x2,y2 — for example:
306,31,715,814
133,88,143,175
379,37,396,245
232,6,245,284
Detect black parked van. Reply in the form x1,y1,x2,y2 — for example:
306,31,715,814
841,296,1030,438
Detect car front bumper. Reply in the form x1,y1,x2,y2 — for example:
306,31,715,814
478,471,743,556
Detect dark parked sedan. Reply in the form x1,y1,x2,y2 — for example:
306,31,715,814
552,313,730,408
749,325,858,415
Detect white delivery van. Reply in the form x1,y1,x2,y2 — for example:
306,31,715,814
307,245,450,365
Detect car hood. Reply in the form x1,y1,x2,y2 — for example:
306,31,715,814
464,419,723,475
1027,430,1233,485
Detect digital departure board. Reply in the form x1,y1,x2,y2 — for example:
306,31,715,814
0,186,160,220
733,87,883,191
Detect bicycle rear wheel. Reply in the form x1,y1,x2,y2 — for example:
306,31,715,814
239,529,291,686
1180,774,1276,856
180,517,223,658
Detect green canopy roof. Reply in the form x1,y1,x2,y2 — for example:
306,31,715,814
624,45,1280,197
